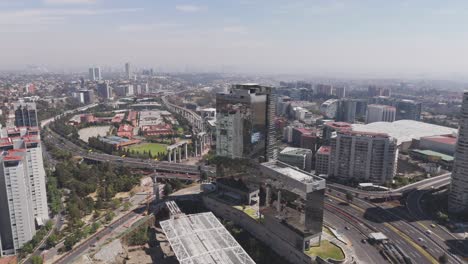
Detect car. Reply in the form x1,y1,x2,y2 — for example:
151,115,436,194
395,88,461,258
345,226,350,230
422,245,428,249
328,199,333,202
361,239,367,244
425,230,432,235
417,238,424,242
430,224,436,228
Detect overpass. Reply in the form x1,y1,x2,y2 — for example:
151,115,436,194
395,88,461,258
327,173,451,199
161,95,205,132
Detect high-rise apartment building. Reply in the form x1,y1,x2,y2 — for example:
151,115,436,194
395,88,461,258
14,102,38,128
315,146,331,175
449,92,468,213
366,104,396,123
0,130,48,256
328,130,398,184
216,84,276,161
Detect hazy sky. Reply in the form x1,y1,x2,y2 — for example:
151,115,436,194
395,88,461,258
1,0,468,77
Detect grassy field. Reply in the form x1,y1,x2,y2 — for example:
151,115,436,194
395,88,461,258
126,143,168,155
305,240,345,261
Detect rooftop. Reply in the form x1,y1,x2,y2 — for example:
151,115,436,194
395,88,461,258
317,146,331,155
421,135,457,145
411,149,454,162
324,121,352,130
352,120,457,145
160,212,255,264
280,147,312,156
260,160,326,195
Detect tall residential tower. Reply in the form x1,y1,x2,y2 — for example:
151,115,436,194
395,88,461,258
0,128,49,256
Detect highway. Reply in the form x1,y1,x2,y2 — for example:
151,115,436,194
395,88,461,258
326,186,464,264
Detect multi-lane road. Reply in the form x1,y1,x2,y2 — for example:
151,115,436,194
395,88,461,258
326,181,464,264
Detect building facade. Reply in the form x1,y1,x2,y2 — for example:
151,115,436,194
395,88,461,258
336,99,357,123
216,84,277,161
88,67,101,81
328,131,398,184
449,92,468,213
14,102,38,128
97,81,112,100
320,99,338,119
315,146,331,176
0,132,49,256
366,104,396,124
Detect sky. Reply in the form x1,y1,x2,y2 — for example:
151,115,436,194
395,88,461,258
1,0,468,77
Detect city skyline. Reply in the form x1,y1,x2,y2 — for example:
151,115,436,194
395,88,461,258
1,0,468,78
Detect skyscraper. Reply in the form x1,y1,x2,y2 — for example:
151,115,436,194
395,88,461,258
216,84,277,161
449,92,468,213
14,102,38,127
125,62,131,80
0,130,49,255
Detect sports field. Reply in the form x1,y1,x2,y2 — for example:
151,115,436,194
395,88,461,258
126,143,168,155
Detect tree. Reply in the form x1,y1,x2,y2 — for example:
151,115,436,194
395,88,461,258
436,211,449,223
439,253,448,264
105,211,116,223
46,233,58,248
164,184,173,196
31,255,43,264
345,192,354,204
22,243,34,254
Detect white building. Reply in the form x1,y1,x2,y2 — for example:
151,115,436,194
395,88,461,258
366,104,396,124
449,91,468,213
0,132,49,256
329,131,398,184
320,99,338,119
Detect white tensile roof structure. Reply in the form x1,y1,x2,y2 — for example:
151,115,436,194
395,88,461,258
160,212,256,264
352,120,457,145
